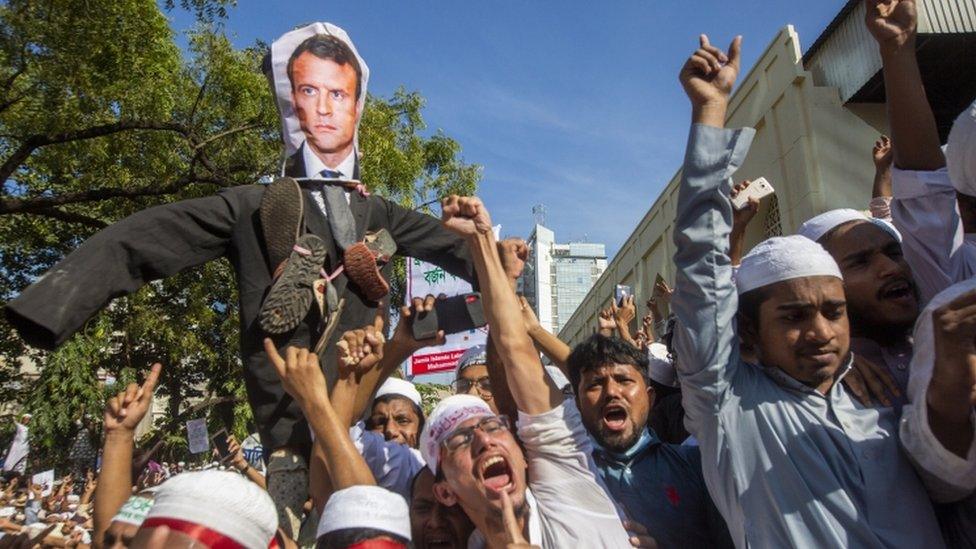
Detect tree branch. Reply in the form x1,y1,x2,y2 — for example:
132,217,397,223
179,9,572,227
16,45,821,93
0,172,239,215
192,122,262,151
29,207,107,229
0,120,189,185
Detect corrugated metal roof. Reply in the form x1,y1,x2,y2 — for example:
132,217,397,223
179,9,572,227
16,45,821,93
919,0,976,33
803,0,976,103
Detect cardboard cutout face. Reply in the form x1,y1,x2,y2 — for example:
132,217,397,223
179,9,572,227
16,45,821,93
270,23,370,173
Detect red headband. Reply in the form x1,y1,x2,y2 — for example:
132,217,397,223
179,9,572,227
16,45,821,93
345,539,407,549
141,517,278,549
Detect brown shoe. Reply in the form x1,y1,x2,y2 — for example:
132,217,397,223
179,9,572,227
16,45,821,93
343,230,397,302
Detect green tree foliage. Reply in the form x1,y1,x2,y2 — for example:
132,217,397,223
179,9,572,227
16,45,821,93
0,0,479,468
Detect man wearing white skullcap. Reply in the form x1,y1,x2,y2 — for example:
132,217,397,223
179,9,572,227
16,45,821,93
798,208,919,401
671,33,942,547
871,3,976,307
451,344,498,413
317,485,411,548
130,471,278,548
367,377,425,448
897,278,976,547
435,195,634,548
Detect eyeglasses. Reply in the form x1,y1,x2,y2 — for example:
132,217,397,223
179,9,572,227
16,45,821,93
442,415,510,453
451,376,492,394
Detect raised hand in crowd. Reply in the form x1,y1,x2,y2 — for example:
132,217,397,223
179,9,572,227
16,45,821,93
679,33,742,127
872,134,892,170
336,314,386,381
95,363,161,549
518,294,571,372
865,0,917,51
265,336,377,514
614,294,637,328
498,238,529,285
390,296,446,358
929,289,976,457
598,307,616,337
641,312,655,344
870,135,894,219
651,278,673,307
441,194,493,237
226,433,266,489
103,364,162,434
866,0,944,171
730,180,763,266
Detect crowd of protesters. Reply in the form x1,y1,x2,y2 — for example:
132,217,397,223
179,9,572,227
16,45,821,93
1,0,975,547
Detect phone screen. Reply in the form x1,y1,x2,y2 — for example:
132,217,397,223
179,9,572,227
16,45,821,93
211,429,230,458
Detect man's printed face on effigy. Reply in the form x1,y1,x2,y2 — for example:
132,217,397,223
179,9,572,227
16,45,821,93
289,51,359,167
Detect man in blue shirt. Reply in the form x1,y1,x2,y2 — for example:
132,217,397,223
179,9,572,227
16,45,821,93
566,334,732,548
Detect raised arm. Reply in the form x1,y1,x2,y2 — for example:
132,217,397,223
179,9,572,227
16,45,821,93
866,0,944,171
94,363,161,549
441,196,561,415
672,35,754,428
264,340,376,492
728,180,760,267
519,295,571,372
867,0,969,303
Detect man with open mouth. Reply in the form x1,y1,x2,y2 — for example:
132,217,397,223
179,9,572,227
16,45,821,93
798,208,919,405
566,334,732,548
421,195,634,548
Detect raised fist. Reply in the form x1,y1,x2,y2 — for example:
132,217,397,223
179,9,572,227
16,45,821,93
441,195,493,237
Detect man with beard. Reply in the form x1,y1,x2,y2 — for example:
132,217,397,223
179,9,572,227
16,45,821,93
423,195,634,548
671,32,943,546
409,467,476,549
566,334,732,548
798,209,916,404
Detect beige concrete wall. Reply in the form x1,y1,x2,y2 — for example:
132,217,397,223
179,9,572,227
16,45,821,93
559,25,888,347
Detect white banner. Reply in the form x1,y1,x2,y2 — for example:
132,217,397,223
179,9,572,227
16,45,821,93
186,419,209,455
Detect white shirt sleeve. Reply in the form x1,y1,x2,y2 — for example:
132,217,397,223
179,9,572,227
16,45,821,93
891,167,976,303
898,294,976,503
350,422,425,499
517,402,632,548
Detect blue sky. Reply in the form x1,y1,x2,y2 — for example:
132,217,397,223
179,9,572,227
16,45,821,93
169,0,848,258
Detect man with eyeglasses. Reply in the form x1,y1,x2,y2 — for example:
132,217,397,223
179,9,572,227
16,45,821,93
418,195,637,548
451,345,497,413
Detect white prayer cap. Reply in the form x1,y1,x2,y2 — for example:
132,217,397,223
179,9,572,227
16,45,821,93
317,486,411,541
797,208,902,244
142,471,277,548
420,395,494,475
545,365,571,391
646,343,678,388
948,98,976,197
111,495,154,527
737,236,843,295
455,344,488,376
375,377,423,409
